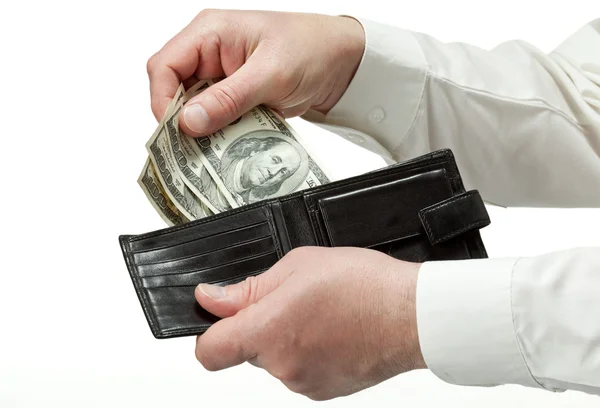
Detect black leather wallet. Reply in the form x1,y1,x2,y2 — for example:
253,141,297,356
119,149,490,339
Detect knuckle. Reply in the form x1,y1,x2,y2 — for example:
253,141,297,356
284,382,306,395
261,63,286,86
271,68,295,88
240,275,260,303
262,56,299,88
272,365,303,384
306,391,329,402
195,348,218,371
195,9,230,30
210,85,244,118
197,8,217,18
146,53,159,74
194,9,228,35
198,29,221,47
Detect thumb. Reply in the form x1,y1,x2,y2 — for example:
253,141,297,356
179,59,271,136
195,262,294,318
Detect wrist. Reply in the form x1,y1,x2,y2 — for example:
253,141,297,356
383,261,427,374
337,16,366,69
405,262,427,370
313,15,365,115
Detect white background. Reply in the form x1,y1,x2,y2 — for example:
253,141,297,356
1,0,599,406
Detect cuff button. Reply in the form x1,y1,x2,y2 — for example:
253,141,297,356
368,107,385,123
348,132,365,144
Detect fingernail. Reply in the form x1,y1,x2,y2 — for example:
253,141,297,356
184,104,210,133
197,283,226,300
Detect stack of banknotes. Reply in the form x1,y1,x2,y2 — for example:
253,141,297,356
139,79,331,226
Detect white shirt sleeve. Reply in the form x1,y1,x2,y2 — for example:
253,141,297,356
302,17,600,395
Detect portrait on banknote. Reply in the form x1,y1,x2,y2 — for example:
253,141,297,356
145,80,329,217
219,130,309,204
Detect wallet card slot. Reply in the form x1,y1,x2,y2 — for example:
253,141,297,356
142,250,278,336
136,236,276,277
129,208,270,253
144,286,220,334
268,202,292,254
141,250,278,288
133,222,272,265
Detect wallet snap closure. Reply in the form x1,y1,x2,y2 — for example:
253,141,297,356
418,190,490,245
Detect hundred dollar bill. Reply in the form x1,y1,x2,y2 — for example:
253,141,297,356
191,99,330,207
146,84,212,220
138,158,188,226
163,80,232,213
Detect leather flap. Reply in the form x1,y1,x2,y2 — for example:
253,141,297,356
418,190,490,245
314,168,453,248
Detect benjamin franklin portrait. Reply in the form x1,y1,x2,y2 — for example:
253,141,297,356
219,130,309,204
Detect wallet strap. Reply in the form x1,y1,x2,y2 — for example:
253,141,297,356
418,190,490,245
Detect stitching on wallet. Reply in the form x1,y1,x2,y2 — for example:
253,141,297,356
162,325,212,336
129,205,268,242
263,207,283,258
440,168,453,196
136,234,273,266
424,191,477,215
434,219,490,244
146,265,273,290
131,220,270,254
318,202,336,246
443,150,465,193
305,197,328,246
420,209,435,242
141,249,277,282
419,171,455,242
307,209,321,246
271,203,292,255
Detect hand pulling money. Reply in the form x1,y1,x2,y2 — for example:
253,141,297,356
140,79,330,226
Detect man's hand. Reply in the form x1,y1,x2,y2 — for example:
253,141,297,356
194,246,427,401
146,9,365,136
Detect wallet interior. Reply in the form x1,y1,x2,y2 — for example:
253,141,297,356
120,149,489,338
123,207,281,335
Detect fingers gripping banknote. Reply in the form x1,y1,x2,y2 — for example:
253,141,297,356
183,81,330,207
139,79,330,225
145,85,212,220
164,80,233,213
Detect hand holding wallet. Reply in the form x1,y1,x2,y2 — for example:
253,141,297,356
119,149,490,339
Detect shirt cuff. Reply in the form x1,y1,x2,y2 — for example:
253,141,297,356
416,257,542,389
312,17,428,154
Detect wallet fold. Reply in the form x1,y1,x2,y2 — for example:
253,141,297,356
119,148,491,339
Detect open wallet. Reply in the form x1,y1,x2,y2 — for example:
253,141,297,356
119,148,491,339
